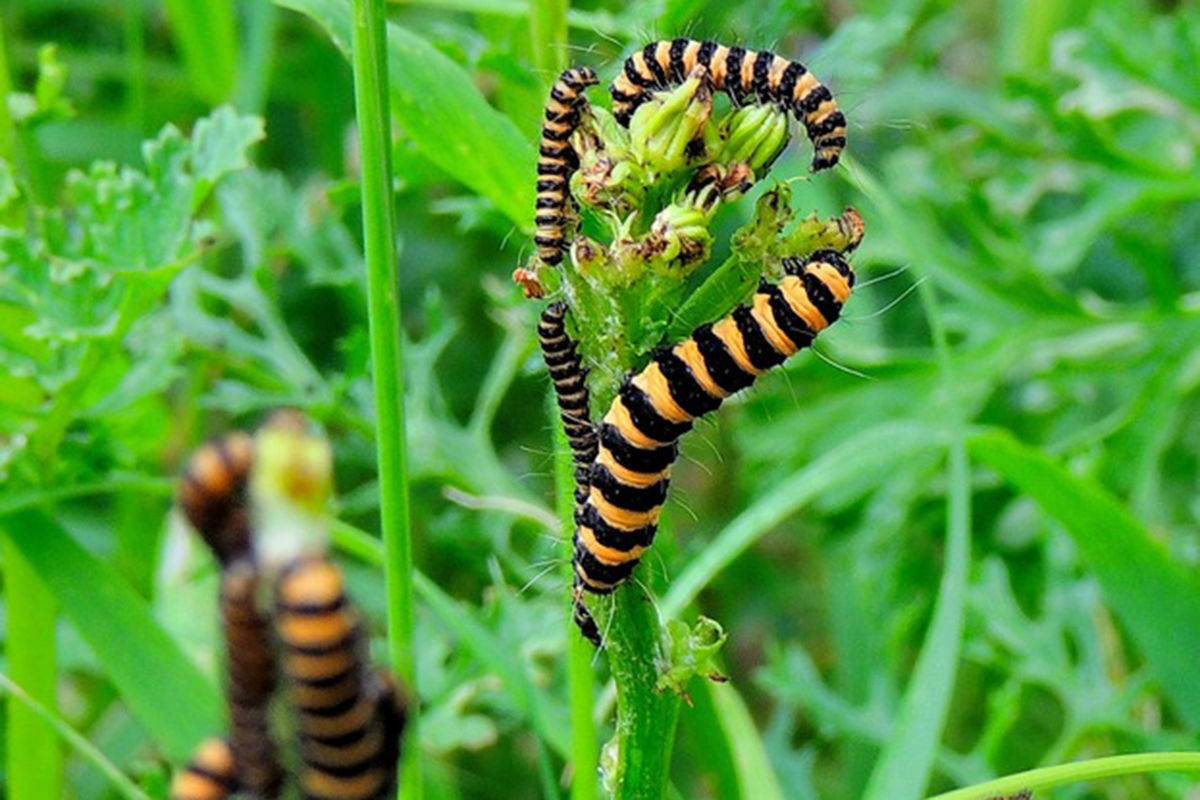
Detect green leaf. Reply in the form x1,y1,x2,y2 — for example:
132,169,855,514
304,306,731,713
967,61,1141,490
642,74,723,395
275,0,537,227
162,0,239,104
2,511,223,761
969,429,1200,728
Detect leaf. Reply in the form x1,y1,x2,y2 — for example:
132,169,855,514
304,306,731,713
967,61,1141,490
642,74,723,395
1,512,223,761
969,429,1200,728
662,421,947,617
275,0,537,228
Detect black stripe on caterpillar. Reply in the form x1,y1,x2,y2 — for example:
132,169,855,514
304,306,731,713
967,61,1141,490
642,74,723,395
610,39,845,171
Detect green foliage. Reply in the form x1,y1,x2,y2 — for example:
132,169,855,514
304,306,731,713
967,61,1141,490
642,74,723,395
3,1,1200,799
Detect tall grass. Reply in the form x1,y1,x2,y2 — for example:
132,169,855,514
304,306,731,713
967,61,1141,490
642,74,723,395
349,0,420,796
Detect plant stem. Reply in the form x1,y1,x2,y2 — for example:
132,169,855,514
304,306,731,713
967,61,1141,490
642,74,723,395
926,752,1200,800
2,526,63,800
0,14,16,159
350,0,419,796
602,585,681,800
530,0,568,75
552,393,599,800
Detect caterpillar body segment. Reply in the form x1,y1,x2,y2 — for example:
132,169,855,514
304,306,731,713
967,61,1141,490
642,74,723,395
221,560,285,798
536,67,600,265
170,738,239,800
572,250,856,599
610,39,846,171
539,302,599,502
178,432,255,566
275,555,403,800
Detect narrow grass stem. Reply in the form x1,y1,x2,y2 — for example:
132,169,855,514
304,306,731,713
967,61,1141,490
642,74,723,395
2,524,63,800
926,752,1200,800
349,0,419,795
0,672,150,800
530,0,568,75
550,393,600,800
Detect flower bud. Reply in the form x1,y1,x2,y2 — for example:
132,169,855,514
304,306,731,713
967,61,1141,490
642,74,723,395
641,202,713,272
714,104,791,172
629,65,713,173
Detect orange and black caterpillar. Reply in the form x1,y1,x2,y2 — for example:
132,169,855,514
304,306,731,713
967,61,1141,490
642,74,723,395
610,40,846,171
178,432,255,566
573,249,855,598
170,738,238,800
535,66,599,265
221,560,285,798
539,302,598,502
276,555,407,800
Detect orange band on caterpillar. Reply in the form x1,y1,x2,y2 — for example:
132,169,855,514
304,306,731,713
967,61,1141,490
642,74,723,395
535,67,599,265
610,39,846,171
573,250,855,597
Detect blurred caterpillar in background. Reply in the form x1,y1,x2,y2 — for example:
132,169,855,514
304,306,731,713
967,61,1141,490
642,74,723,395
170,739,238,800
535,66,600,265
178,432,255,567
610,39,846,171
171,414,406,800
573,250,856,615
276,556,407,800
538,302,599,502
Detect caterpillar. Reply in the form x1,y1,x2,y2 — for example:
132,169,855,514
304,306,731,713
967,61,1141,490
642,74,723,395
610,40,846,171
535,66,599,266
538,302,599,502
573,249,855,598
178,432,255,566
221,560,285,798
275,555,406,800
169,738,239,800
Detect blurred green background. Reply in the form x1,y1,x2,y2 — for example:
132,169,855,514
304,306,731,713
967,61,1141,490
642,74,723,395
2,0,1200,798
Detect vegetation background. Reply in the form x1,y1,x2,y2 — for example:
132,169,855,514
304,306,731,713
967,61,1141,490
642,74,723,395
2,0,1200,799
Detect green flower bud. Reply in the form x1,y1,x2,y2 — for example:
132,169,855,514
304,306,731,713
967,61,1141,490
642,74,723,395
572,148,646,215
641,202,713,272
776,206,866,264
715,104,791,172
629,66,713,173
656,616,728,695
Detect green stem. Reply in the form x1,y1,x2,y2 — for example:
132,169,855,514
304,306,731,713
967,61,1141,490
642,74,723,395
530,0,568,75
551,393,599,800
926,752,1200,800
0,14,15,158
3,525,63,800
602,585,681,800
349,0,419,796
122,0,146,130
0,672,151,800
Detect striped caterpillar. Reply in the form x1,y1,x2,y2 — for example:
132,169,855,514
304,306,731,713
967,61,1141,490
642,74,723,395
538,302,598,503
535,67,599,266
572,250,856,607
610,39,846,171
276,556,406,800
171,420,406,800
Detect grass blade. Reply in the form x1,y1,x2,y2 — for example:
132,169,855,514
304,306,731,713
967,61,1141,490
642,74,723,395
163,0,238,104
552,394,600,800
662,421,944,618
863,278,971,800
0,672,152,800
349,0,420,795
2,529,62,800
530,0,568,75
969,429,1200,728
2,511,223,760
927,752,1200,800
277,0,537,227
707,680,786,800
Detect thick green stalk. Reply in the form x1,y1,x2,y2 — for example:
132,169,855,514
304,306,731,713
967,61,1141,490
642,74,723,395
602,587,681,800
3,525,63,800
349,0,419,796
551,394,599,800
